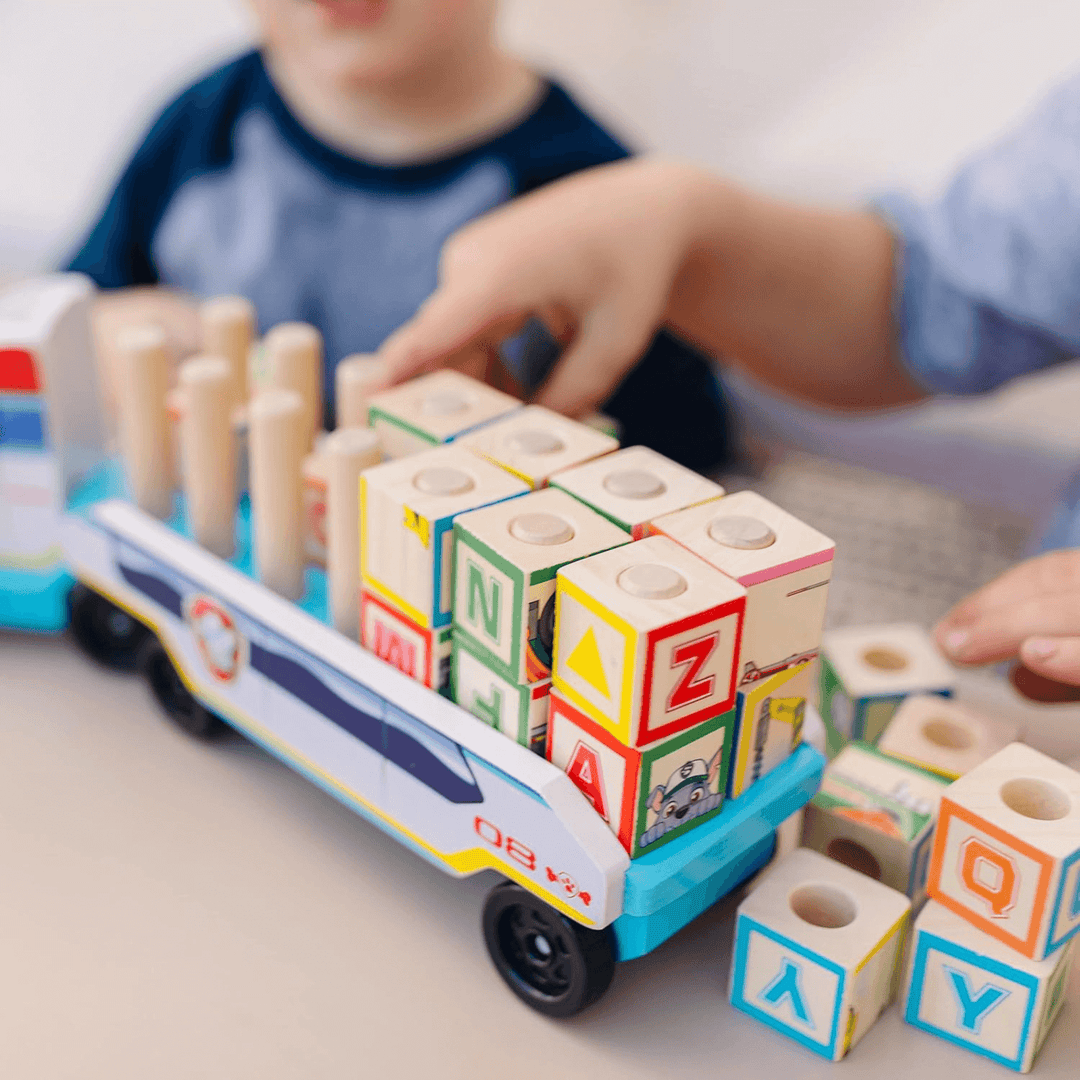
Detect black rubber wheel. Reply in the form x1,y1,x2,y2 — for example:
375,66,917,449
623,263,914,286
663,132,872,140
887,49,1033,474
482,881,615,1017
137,637,227,739
67,583,150,670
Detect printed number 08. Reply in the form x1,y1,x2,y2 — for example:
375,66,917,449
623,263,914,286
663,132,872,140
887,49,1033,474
474,816,537,871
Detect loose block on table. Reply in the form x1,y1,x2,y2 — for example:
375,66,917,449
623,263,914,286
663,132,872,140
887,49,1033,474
654,489,834,690
360,444,528,630
551,444,723,539
546,690,735,857
878,693,1021,781
451,486,629,685
903,899,1074,1072
819,623,955,756
366,370,520,459
803,741,951,906
456,403,618,488
928,742,1080,961
729,847,911,1061
552,534,746,747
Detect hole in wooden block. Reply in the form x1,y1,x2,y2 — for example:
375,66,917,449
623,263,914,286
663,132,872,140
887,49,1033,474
506,429,565,455
420,391,469,416
1000,778,1071,821
617,563,687,600
509,512,574,546
707,514,777,550
603,468,666,499
789,884,858,929
413,466,474,496
861,646,909,672
922,716,975,750
826,838,883,881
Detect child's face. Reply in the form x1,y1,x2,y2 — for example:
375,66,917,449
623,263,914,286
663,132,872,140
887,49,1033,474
249,0,499,86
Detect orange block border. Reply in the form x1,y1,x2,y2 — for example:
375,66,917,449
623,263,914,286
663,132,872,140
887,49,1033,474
927,795,1054,958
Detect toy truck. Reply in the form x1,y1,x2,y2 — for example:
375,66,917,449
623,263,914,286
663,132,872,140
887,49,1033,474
3,275,824,1016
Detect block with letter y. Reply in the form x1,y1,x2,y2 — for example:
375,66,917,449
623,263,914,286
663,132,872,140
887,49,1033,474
927,742,1080,960
729,848,911,1060
903,900,1075,1072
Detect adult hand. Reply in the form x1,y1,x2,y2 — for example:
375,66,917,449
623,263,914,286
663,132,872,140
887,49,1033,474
935,550,1080,693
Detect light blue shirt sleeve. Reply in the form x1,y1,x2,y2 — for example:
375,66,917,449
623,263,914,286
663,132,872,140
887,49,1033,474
876,75,1080,396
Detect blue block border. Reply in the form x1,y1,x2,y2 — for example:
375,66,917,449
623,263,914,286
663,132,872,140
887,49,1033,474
1046,847,1080,955
730,914,845,1059
904,928,1037,1071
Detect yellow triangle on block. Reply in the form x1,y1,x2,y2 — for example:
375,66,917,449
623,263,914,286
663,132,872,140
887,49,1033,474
566,625,610,699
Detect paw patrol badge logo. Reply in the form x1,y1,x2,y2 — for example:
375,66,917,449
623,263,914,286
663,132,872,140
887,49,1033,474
186,595,245,683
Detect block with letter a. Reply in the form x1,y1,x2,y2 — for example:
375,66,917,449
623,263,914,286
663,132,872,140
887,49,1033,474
546,690,734,857
729,848,911,1060
552,535,746,748
927,743,1080,961
903,899,1075,1072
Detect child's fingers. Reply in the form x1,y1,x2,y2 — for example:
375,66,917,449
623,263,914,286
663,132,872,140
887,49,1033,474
1018,636,1080,688
533,295,656,417
937,592,1080,665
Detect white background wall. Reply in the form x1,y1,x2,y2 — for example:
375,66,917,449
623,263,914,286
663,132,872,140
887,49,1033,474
3,0,1080,269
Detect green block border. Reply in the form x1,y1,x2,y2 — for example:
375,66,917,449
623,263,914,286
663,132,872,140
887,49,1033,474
368,406,440,447
632,708,736,858
451,631,532,745
549,479,632,533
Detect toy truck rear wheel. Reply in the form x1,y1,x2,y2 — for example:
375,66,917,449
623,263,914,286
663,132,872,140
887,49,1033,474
67,583,150,670
482,881,615,1017
137,638,227,739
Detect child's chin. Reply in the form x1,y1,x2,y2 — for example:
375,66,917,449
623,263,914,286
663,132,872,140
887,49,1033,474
306,0,388,30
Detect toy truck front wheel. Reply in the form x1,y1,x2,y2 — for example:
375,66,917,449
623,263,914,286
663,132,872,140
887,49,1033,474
67,583,150,670
482,881,616,1017
136,638,227,740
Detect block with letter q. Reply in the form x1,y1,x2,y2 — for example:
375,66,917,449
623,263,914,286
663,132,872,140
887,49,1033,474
927,743,1080,961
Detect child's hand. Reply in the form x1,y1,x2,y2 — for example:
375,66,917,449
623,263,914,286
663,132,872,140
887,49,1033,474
935,550,1080,688
379,158,709,416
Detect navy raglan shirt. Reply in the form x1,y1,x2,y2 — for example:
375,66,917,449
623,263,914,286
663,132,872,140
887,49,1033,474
67,50,730,471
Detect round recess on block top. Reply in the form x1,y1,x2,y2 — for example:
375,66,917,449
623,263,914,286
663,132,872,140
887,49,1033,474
506,429,565,456
708,515,776,550
1000,778,1071,821
862,646,909,672
603,468,666,500
922,717,975,751
413,466,474,496
617,563,686,600
790,884,858,929
509,512,575,546
419,391,469,417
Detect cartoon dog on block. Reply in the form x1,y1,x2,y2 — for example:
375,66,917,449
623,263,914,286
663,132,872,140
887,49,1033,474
640,751,725,848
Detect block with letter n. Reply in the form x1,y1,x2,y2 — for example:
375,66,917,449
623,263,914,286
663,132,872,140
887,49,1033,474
452,487,629,685
927,742,1080,961
730,848,911,1061
546,689,734,857
451,631,551,750
902,899,1075,1072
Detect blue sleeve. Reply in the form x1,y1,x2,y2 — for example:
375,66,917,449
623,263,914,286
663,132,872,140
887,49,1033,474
877,75,1080,396
64,52,260,288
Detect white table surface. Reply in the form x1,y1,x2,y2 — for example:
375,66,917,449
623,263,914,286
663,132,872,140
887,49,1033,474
3,629,1079,1080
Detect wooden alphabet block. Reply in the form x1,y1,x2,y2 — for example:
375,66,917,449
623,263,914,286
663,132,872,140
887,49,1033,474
728,657,813,799
546,690,734,857
451,486,629,685
903,899,1074,1072
927,742,1080,961
552,534,747,747
456,403,617,488
360,444,528,630
729,847,911,1061
819,623,955,756
551,445,724,539
803,741,951,907
451,633,551,751
878,694,1022,781
654,490,834,690
365,370,520,459
360,590,452,692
